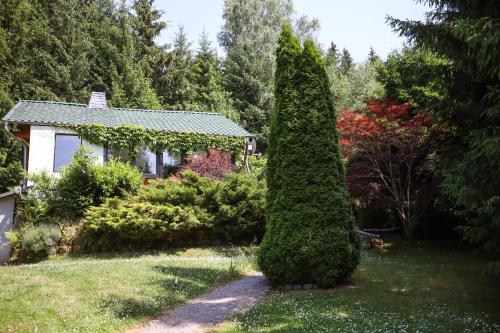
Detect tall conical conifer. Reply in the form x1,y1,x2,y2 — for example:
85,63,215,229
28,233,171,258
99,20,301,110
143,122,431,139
258,25,360,287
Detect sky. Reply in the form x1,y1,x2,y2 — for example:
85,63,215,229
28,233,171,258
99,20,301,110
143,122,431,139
154,0,430,63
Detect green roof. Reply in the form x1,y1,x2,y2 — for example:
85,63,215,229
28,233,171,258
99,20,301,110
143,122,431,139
3,100,252,137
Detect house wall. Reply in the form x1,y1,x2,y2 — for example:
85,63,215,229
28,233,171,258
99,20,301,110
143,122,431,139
28,125,104,175
0,192,15,265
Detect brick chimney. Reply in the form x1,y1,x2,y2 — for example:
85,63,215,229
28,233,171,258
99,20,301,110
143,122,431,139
88,91,107,108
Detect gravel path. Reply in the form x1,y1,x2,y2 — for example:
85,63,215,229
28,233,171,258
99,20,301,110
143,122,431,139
128,272,269,333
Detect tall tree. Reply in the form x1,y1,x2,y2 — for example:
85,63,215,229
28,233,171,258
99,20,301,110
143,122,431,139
192,32,238,120
377,47,449,108
220,0,311,149
339,48,353,75
344,61,385,110
389,0,500,275
258,25,360,287
157,25,197,110
132,0,167,80
325,42,340,68
109,4,161,109
338,99,439,238
368,46,381,64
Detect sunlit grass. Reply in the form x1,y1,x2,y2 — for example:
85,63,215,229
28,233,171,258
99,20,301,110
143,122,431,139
212,238,500,333
0,246,257,333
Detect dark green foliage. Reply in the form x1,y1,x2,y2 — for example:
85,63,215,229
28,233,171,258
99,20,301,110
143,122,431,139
258,25,360,287
211,173,266,242
339,48,354,75
0,140,23,192
132,0,167,79
192,32,238,121
17,172,59,225
0,0,162,190
368,47,381,64
57,148,100,218
81,198,208,251
108,4,161,109
157,25,198,109
219,0,294,150
80,171,266,251
376,47,449,108
94,159,144,200
388,0,500,276
56,147,143,219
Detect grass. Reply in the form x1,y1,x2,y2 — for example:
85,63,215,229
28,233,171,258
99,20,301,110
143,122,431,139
0,246,257,333
212,237,500,333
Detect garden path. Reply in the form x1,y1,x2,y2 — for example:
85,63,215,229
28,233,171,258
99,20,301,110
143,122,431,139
127,272,268,333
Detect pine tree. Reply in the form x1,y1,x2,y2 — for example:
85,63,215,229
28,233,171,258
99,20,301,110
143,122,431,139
258,25,360,287
219,0,294,149
157,25,198,110
132,0,167,79
368,46,380,64
325,42,340,68
339,48,353,75
109,4,160,109
192,32,238,120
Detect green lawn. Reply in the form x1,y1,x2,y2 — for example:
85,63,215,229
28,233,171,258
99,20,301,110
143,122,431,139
213,238,500,333
0,247,256,333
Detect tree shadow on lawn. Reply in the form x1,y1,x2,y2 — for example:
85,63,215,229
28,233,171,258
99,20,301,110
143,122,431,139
66,245,256,261
67,248,189,260
99,265,240,320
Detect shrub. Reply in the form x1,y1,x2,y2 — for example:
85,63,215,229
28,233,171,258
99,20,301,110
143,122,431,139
181,149,235,180
56,147,143,218
211,173,266,242
56,147,99,218
80,198,212,251
258,25,360,287
79,171,266,250
94,159,143,200
17,171,59,225
7,224,61,261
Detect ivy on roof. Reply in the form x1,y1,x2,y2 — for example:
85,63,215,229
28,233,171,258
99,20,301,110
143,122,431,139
73,124,245,156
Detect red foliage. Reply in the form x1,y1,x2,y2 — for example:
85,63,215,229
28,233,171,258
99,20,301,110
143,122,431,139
337,99,440,237
178,149,235,180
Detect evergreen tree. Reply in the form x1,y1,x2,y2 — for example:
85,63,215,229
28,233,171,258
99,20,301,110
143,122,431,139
192,32,238,120
325,42,340,68
377,47,449,108
368,46,381,64
157,25,197,110
389,0,500,275
109,4,161,109
258,25,360,287
132,0,168,79
219,0,321,150
339,48,353,75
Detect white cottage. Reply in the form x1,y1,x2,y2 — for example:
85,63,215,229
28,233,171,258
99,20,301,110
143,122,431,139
2,92,253,181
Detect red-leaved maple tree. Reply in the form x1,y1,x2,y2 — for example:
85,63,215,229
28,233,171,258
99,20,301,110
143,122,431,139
178,149,235,180
338,99,440,238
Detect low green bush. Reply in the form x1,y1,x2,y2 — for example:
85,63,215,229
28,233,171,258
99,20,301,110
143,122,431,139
6,224,61,261
79,171,266,251
80,198,211,251
43,147,143,219
211,173,266,242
